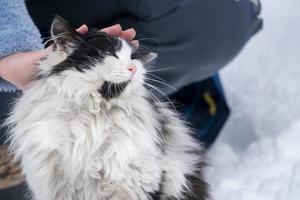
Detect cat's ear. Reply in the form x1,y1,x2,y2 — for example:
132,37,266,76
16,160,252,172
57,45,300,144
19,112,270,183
131,48,157,64
51,15,82,53
144,52,157,63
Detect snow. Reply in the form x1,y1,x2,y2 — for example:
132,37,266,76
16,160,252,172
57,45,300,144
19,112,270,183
207,0,300,199
208,121,300,200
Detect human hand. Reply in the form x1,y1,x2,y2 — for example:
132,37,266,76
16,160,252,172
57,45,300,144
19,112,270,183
77,24,139,47
100,24,139,47
0,24,138,90
0,47,52,90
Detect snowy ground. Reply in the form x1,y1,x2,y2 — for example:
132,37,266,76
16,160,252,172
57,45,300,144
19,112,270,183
207,0,300,199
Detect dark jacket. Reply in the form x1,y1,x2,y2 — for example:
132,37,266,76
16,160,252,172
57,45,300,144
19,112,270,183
28,0,262,95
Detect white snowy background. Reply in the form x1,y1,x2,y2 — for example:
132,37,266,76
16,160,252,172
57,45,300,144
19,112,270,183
207,0,300,199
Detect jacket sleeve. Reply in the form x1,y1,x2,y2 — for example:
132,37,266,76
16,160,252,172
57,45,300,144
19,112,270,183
0,0,43,59
118,0,181,20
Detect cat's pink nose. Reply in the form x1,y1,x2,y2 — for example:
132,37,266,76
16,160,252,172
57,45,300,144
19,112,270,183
128,65,137,75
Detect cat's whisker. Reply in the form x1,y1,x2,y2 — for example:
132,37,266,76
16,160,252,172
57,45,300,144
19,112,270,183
144,77,177,92
143,82,177,113
146,73,167,83
144,82,176,112
109,82,113,99
43,31,86,48
136,45,151,52
43,33,66,47
104,82,112,99
145,73,172,84
41,35,54,40
138,38,161,47
146,67,175,73
117,84,121,97
42,32,66,40
146,89,163,108
137,38,161,52
137,37,160,44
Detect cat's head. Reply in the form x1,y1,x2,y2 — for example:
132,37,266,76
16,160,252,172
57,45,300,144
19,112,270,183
40,16,156,101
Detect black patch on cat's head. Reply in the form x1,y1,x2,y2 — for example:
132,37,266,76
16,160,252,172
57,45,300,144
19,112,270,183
50,16,122,75
50,16,157,75
98,81,130,100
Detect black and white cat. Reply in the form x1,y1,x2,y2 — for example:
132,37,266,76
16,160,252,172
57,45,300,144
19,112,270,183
6,16,209,200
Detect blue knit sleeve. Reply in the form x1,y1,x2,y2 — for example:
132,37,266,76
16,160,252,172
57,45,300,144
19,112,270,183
0,0,43,59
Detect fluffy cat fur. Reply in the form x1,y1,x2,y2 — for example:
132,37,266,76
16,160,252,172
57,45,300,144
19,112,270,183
5,16,209,200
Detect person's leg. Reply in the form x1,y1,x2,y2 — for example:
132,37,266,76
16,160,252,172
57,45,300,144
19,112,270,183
0,89,20,144
0,89,28,200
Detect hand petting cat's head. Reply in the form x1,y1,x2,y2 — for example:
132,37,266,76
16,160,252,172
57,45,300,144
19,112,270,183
40,16,156,101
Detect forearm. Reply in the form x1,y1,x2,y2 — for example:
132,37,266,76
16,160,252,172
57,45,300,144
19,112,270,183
0,51,44,90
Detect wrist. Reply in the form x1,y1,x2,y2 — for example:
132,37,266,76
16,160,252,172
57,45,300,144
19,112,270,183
0,57,15,85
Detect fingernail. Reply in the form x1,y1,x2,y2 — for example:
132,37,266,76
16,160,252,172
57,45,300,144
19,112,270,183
126,28,135,33
81,25,88,33
114,24,122,29
131,40,139,47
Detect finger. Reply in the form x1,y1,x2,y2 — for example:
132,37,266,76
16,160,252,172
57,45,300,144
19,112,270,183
120,28,136,41
76,24,88,34
131,40,139,48
101,24,122,36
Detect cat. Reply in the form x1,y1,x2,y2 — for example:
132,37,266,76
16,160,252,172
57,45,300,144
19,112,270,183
5,16,209,200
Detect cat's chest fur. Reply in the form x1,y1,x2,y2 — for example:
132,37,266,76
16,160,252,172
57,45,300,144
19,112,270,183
54,95,163,194
8,86,208,200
